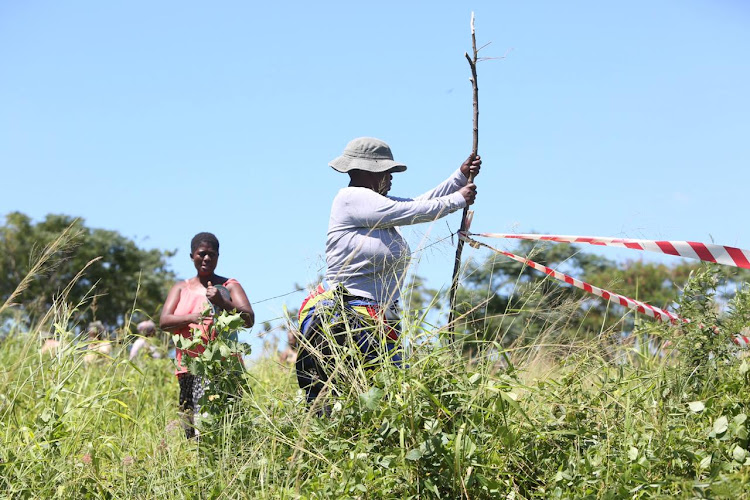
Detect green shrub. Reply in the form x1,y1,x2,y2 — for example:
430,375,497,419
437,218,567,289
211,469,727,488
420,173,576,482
1,265,749,498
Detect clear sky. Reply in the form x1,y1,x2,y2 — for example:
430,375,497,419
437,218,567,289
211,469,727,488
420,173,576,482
2,1,749,353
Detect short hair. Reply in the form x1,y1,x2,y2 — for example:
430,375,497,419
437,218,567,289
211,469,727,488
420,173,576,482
190,232,219,255
87,321,105,338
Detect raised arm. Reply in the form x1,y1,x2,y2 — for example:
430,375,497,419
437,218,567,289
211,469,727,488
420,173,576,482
415,155,481,201
336,188,467,229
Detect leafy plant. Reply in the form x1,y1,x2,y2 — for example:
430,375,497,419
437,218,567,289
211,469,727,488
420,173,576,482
172,309,251,420
3,235,750,498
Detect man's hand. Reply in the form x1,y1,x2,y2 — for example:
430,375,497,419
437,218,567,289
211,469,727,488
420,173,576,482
460,154,481,180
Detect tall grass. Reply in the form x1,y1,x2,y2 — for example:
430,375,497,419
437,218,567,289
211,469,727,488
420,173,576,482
1,264,749,498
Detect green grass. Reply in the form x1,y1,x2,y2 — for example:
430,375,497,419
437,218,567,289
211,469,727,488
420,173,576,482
1,270,750,498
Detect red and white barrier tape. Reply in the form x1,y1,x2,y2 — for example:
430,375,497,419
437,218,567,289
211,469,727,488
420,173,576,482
468,233,750,270
458,232,750,347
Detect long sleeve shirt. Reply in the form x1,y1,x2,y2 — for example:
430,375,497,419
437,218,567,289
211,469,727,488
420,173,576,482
325,169,468,305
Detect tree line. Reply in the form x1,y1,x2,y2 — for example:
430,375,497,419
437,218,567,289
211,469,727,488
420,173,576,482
2,211,747,345
0,212,175,333
452,238,750,354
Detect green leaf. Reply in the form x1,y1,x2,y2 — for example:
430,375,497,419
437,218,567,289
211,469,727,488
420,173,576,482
201,344,213,359
39,407,53,423
191,328,204,342
503,391,518,401
713,416,729,435
358,387,384,411
740,360,749,375
405,449,422,461
109,398,128,409
216,312,244,331
104,408,135,423
732,446,747,463
424,419,439,434
413,380,453,419
628,446,638,461
218,343,232,358
688,401,705,413
463,435,477,459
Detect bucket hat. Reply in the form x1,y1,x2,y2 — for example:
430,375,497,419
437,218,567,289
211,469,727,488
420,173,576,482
329,137,407,173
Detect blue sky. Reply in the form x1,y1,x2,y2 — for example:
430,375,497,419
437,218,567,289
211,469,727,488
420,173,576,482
2,1,749,352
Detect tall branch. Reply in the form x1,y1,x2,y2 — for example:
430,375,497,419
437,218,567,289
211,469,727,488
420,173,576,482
448,12,479,336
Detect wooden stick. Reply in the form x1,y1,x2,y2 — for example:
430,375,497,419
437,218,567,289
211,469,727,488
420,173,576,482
448,12,479,336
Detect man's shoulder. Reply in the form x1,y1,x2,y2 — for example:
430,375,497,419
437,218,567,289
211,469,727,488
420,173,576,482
333,187,388,206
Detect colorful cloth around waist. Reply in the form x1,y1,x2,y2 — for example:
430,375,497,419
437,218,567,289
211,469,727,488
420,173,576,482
298,284,399,341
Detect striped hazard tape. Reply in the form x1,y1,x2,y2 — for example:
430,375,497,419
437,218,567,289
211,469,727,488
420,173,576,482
468,233,750,269
458,232,750,347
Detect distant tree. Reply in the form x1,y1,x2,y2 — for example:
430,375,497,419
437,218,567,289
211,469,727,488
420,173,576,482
402,274,440,320
0,212,176,330
454,240,609,349
453,239,750,353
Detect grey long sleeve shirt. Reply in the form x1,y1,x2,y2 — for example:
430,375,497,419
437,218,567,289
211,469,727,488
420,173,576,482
325,169,468,306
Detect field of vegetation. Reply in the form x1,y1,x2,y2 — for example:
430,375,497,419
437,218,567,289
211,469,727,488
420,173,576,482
2,263,750,498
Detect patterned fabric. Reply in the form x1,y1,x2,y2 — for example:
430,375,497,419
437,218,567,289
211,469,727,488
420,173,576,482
298,284,400,342
178,373,207,439
295,284,402,405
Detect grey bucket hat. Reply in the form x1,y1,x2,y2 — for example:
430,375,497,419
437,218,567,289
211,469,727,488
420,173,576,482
329,137,407,173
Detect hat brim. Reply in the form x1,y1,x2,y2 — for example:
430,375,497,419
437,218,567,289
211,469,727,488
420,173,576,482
329,155,407,173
